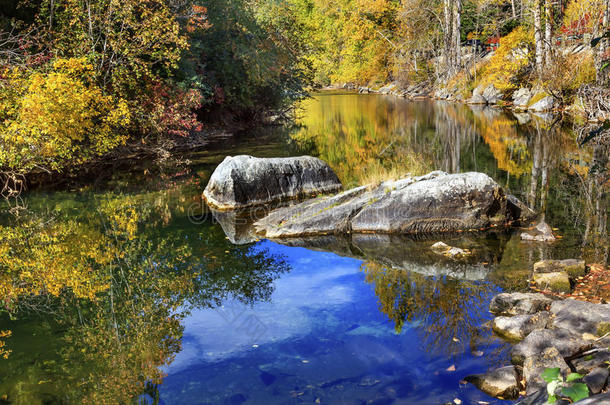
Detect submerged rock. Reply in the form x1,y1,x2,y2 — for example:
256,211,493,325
533,272,571,293
430,241,471,260
203,155,342,210
534,259,586,278
464,365,520,399
489,292,552,316
492,311,553,341
255,171,532,238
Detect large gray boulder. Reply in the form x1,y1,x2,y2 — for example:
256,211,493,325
203,155,342,210
255,171,533,238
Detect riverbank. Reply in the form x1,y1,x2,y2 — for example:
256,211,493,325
322,82,610,125
466,291,610,404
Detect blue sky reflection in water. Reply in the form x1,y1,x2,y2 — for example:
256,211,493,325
157,241,511,405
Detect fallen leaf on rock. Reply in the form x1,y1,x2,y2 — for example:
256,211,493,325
454,399,462,405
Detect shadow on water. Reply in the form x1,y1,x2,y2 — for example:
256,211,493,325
0,94,607,404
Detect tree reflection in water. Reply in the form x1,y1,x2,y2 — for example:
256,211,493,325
361,261,508,362
0,189,289,404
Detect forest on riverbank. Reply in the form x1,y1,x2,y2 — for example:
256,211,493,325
1,0,609,194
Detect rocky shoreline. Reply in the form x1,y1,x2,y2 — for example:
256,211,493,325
331,82,610,121
465,291,610,404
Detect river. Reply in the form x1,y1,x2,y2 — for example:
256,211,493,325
0,93,607,404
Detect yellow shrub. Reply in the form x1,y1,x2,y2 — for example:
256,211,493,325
0,58,130,172
481,27,534,92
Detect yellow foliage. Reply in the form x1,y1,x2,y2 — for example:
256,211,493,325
0,220,114,306
563,0,605,33
481,27,534,92
0,58,130,172
0,330,10,359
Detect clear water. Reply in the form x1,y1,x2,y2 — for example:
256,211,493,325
0,94,607,405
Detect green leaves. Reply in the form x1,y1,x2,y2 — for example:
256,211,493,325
565,373,584,382
561,383,590,402
541,367,561,383
541,367,589,404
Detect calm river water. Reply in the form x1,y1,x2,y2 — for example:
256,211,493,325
0,93,607,404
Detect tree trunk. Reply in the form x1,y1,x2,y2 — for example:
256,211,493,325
533,0,544,73
597,0,610,83
453,0,462,70
443,0,453,73
544,0,553,66
511,0,517,18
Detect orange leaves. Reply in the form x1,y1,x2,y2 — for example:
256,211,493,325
187,5,211,33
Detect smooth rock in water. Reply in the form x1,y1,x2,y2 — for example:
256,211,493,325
430,242,471,259
512,328,592,366
490,292,552,316
521,220,556,242
533,272,571,293
551,299,610,335
255,171,532,238
492,311,553,341
464,365,520,399
528,95,557,112
534,259,587,278
523,347,570,395
203,155,342,210
513,88,532,109
584,367,609,394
